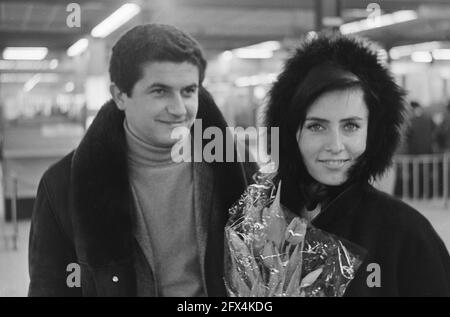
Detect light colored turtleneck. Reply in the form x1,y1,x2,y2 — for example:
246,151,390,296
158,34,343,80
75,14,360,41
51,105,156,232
124,120,205,297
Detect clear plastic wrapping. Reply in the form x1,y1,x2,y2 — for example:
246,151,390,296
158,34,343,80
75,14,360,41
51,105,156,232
224,173,366,297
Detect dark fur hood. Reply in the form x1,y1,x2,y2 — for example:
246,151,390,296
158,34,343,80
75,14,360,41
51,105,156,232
264,33,407,183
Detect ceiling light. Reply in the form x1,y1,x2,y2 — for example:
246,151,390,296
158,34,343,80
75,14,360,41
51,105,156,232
49,59,58,69
67,38,89,57
233,41,280,59
411,51,432,63
389,41,441,60
235,73,277,87
433,49,450,60
91,3,141,38
3,47,48,60
239,41,281,51
24,74,41,92
0,60,60,70
340,10,417,34
234,49,273,59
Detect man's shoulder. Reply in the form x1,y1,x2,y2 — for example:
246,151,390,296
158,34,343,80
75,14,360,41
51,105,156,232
41,151,74,192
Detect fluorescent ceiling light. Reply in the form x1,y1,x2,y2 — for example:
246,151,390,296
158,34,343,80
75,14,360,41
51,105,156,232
411,51,432,63
433,49,450,60
389,41,441,60
0,60,60,70
340,10,417,34
238,41,281,51
91,3,141,38
234,49,273,59
24,74,41,92
233,41,280,59
1,73,58,84
235,73,277,87
67,38,89,57
3,47,48,60
49,59,58,69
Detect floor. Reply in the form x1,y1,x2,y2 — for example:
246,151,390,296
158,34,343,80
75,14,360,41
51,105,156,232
0,220,30,297
0,201,449,297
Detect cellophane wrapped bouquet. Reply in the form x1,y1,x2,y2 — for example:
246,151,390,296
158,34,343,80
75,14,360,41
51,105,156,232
224,172,366,297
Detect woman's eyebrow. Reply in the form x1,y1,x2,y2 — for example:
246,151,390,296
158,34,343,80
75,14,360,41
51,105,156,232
340,116,365,122
305,116,365,122
304,117,328,123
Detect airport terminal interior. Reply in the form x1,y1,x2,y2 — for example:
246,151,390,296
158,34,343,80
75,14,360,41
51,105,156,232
1,0,450,296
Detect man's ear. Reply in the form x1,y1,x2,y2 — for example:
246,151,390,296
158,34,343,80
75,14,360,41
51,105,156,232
110,83,127,111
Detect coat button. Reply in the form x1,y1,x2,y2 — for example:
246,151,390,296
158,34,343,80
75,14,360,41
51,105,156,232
112,276,119,283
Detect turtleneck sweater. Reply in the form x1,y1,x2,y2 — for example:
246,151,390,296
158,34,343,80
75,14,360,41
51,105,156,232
124,120,204,297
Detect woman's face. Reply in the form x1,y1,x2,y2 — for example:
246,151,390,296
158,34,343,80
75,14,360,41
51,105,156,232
297,88,368,186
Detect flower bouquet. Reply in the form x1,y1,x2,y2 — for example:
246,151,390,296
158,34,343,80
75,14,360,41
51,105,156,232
224,173,366,297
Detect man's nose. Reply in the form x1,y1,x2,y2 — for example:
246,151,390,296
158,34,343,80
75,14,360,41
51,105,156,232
325,129,345,153
167,93,187,116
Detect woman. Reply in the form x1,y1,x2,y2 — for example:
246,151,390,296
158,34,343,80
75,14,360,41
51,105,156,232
257,33,449,296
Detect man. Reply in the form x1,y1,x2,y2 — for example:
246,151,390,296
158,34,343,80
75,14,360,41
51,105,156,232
406,101,435,155
28,24,256,296
435,100,450,153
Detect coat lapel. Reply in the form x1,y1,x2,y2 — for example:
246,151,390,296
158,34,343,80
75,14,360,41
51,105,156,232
69,87,256,296
71,100,134,268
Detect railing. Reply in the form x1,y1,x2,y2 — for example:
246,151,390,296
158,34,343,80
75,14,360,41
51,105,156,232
1,172,19,250
393,154,450,206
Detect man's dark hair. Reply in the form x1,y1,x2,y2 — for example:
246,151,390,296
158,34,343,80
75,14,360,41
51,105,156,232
109,23,207,96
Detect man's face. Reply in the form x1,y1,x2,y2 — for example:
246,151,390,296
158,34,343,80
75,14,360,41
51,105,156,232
115,61,199,147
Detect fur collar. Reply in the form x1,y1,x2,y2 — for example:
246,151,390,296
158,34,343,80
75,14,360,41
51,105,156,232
70,87,251,267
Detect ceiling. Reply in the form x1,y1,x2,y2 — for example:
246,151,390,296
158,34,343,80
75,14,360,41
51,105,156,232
0,0,450,55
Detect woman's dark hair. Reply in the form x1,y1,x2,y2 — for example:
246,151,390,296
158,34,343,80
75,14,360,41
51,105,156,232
109,24,207,97
264,33,407,213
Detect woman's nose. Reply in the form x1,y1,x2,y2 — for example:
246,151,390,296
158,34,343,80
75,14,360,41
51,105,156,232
167,93,187,116
325,130,345,153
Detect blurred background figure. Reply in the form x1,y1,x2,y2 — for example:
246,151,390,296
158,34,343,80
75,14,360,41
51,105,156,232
396,101,436,199
406,101,436,155
435,101,450,153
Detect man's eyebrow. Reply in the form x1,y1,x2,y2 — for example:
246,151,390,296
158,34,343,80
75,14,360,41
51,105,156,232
146,83,199,89
146,83,171,89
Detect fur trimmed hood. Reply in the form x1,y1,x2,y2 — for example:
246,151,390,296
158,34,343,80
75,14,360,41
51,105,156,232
264,33,407,183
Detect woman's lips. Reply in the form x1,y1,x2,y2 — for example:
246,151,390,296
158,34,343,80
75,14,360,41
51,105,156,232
318,159,350,169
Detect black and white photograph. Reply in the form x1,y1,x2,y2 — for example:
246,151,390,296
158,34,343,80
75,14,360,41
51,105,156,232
0,0,450,300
